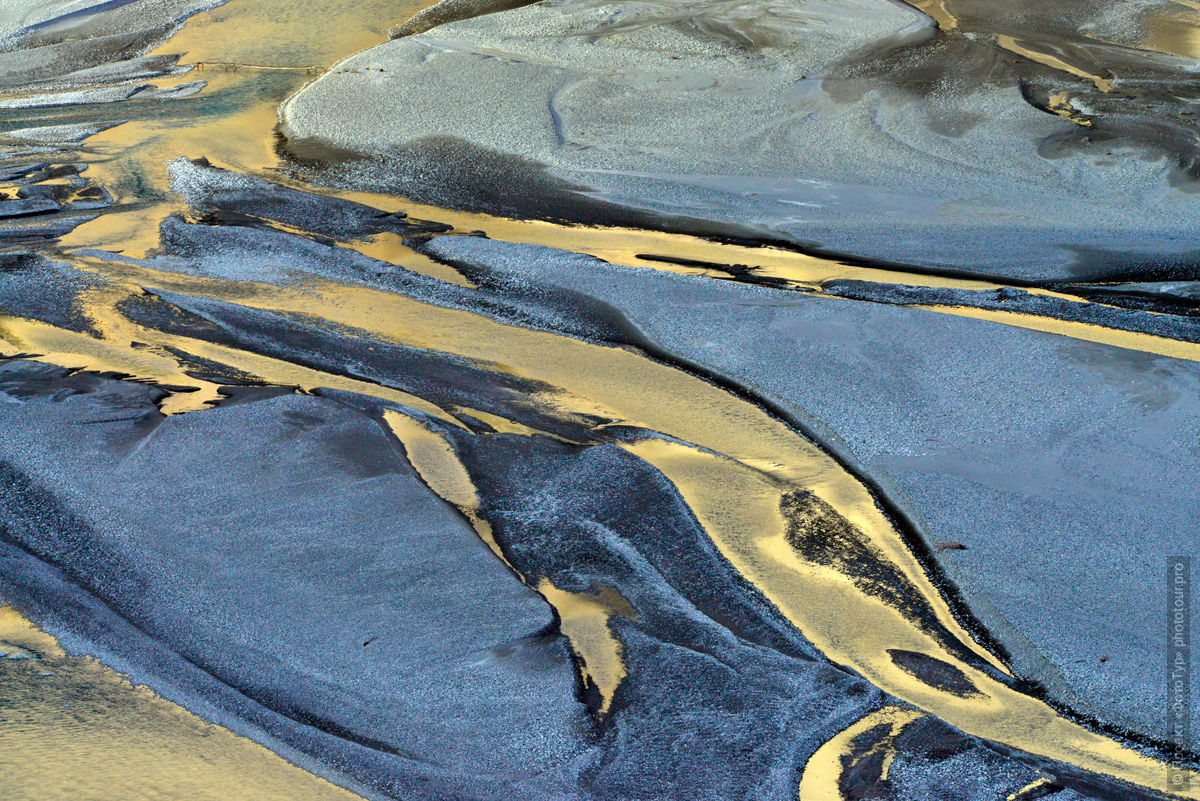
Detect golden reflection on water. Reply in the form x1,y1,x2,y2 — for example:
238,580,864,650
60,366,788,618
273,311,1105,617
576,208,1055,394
382,410,630,714
60,251,1038,730
345,232,476,287
0,0,433,794
0,607,362,801
57,0,425,257
796,706,925,799
1141,2,1200,59
620,437,1200,798
4,0,1200,797
996,34,1114,92
907,0,958,31
1008,777,1058,800
536,580,629,716
291,181,1200,365
64,244,1195,794
910,302,1200,362
1046,90,1093,127
382,409,513,568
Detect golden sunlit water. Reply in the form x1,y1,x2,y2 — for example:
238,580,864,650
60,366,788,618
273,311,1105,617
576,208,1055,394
1,0,1198,798
797,706,926,799
1141,1,1200,59
0,607,363,801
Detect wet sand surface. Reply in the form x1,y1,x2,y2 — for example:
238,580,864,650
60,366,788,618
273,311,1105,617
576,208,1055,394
0,1,1198,800
0,605,363,800
281,0,1200,278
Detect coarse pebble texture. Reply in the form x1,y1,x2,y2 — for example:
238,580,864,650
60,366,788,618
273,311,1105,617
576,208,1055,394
1,0,1194,798
0,0,220,88
426,233,1200,749
0,255,108,333
281,0,1200,279
0,352,1108,801
0,360,592,800
0,162,1179,797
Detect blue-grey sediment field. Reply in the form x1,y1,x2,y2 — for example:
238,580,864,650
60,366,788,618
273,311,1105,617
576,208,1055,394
0,1,1198,799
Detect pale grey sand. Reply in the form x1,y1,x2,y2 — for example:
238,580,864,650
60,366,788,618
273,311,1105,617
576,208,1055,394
0,84,148,109
0,361,589,800
281,0,1200,279
0,155,1183,798
0,0,218,87
1,1,1195,797
426,232,1200,749
0,1,213,247
3,122,121,143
